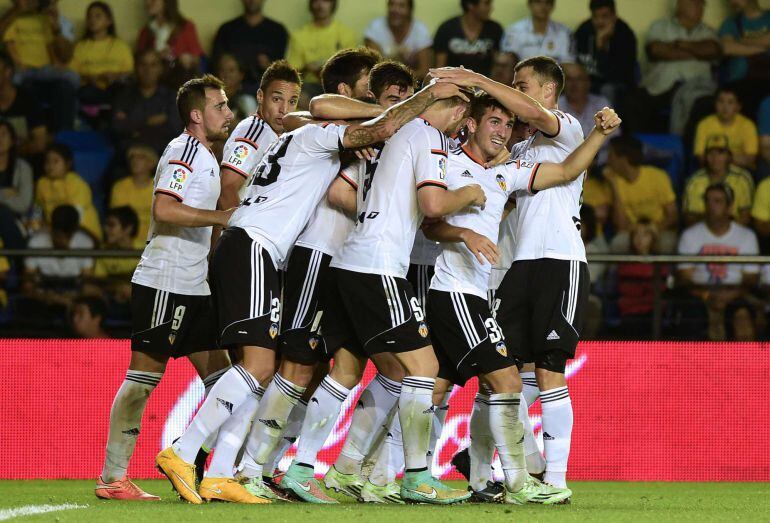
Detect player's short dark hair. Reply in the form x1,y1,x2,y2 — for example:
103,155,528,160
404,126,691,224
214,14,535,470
514,56,565,98
46,143,74,168
590,0,615,11
469,92,514,124
609,135,643,166
51,205,80,236
704,182,734,206
259,59,302,92
320,47,381,94
176,74,226,126
73,294,107,321
368,60,415,99
106,206,139,238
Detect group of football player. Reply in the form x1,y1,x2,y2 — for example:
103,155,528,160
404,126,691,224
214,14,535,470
94,46,619,507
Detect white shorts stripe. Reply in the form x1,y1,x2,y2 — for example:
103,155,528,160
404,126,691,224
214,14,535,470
387,276,405,325
292,250,322,329
151,289,160,328
250,241,256,318
450,292,480,348
381,276,398,328
256,243,264,317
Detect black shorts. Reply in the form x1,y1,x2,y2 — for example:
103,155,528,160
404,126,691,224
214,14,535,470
210,227,281,350
324,267,432,357
427,290,516,385
130,283,216,358
496,259,589,368
406,263,434,313
278,246,333,365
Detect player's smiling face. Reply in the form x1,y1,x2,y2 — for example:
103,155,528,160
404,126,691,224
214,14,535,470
471,106,514,160
202,88,234,142
258,80,301,134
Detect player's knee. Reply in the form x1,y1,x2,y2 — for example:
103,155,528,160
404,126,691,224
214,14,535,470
206,350,232,374
483,366,521,394
329,363,363,390
370,353,405,382
535,352,570,387
278,359,315,387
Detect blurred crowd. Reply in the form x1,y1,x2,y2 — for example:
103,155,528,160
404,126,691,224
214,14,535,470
0,0,768,341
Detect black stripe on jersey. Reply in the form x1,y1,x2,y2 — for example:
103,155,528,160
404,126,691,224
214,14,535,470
527,163,542,195
541,111,562,139
247,117,265,143
245,115,258,139
188,146,200,166
416,180,447,190
180,135,192,164
182,136,201,165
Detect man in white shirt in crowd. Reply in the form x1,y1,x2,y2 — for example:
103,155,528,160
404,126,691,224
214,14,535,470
364,0,432,79
501,0,574,64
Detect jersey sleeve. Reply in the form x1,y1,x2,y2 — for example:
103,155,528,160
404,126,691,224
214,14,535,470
413,128,448,190
543,110,584,148
303,123,348,157
221,117,271,179
498,159,542,195
155,143,197,202
338,160,361,190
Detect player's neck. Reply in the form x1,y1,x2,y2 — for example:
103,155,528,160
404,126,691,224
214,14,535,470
419,109,450,133
465,140,490,164
185,126,211,148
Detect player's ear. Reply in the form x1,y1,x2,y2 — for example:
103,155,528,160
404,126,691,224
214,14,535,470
543,81,555,102
337,82,352,97
256,88,264,105
190,108,203,125
366,89,375,101
466,116,477,134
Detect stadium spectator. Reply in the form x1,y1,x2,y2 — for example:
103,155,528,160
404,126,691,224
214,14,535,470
490,51,514,87
677,183,760,340
572,0,637,105
70,294,109,338
694,86,758,170
433,0,503,76
286,0,358,99
109,144,156,247
215,53,256,122
0,0,78,131
70,1,133,124
750,174,770,252
0,120,32,249
559,62,613,163
628,0,720,134
112,49,180,155
606,135,678,254
0,51,47,156
501,0,574,64
756,95,770,178
718,0,770,115
683,135,755,227
617,220,669,339
723,298,760,341
135,0,204,86
582,170,611,235
580,204,608,338
211,0,289,87
21,204,94,320
364,0,432,81
35,143,101,241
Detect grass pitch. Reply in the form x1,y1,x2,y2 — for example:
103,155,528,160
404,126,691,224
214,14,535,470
0,480,768,522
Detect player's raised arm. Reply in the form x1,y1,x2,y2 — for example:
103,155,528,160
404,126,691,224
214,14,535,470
341,80,469,149
153,193,233,228
309,94,384,120
429,66,560,137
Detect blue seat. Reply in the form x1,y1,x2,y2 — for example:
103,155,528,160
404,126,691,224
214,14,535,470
635,133,686,194
54,131,115,217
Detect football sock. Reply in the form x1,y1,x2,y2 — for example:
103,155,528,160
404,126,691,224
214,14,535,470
265,399,307,474
101,370,162,482
242,373,305,478
336,373,401,475
399,376,435,472
520,396,546,474
205,393,259,478
489,393,527,493
368,414,403,486
173,365,262,464
428,391,451,467
468,391,495,491
294,376,351,466
520,372,539,407
201,366,230,453
540,386,572,488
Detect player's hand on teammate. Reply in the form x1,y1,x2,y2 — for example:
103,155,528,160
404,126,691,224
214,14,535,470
460,229,500,265
428,66,483,89
424,78,471,102
463,183,487,210
218,207,236,226
594,107,621,135
484,146,511,168
354,146,378,161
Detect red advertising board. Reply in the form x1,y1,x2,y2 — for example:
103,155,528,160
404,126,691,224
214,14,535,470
2,340,768,481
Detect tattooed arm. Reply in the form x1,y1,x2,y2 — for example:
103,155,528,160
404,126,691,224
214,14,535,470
341,81,468,149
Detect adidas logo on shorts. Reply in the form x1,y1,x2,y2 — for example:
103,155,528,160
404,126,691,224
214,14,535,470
547,330,560,341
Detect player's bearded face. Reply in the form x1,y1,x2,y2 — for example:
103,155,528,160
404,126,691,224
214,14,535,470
203,89,234,141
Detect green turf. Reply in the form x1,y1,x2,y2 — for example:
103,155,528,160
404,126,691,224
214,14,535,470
0,480,768,522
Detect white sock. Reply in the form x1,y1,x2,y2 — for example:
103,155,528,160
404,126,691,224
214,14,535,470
241,373,305,478
293,376,351,467
101,370,162,482
201,367,230,453
468,392,495,491
520,372,539,406
368,414,403,486
489,393,527,492
205,393,259,478
540,386,572,488
173,365,262,463
428,391,451,468
265,399,307,475
519,396,545,474
399,376,435,472
335,373,401,475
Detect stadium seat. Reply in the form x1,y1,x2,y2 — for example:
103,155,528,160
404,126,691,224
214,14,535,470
54,130,115,217
634,133,686,195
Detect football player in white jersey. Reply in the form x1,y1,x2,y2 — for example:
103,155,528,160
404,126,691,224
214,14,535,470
322,89,485,504
157,49,469,505
431,56,597,495
424,95,620,505
219,60,302,209
96,75,234,502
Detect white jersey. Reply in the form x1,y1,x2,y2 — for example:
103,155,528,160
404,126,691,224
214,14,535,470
221,114,278,200
228,122,348,266
132,132,220,295
333,118,449,277
432,146,539,298
511,110,586,263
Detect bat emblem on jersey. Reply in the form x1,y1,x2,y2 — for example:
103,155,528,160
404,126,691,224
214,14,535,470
269,323,279,339
495,341,508,357
496,174,507,192
308,337,319,350
418,322,429,338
